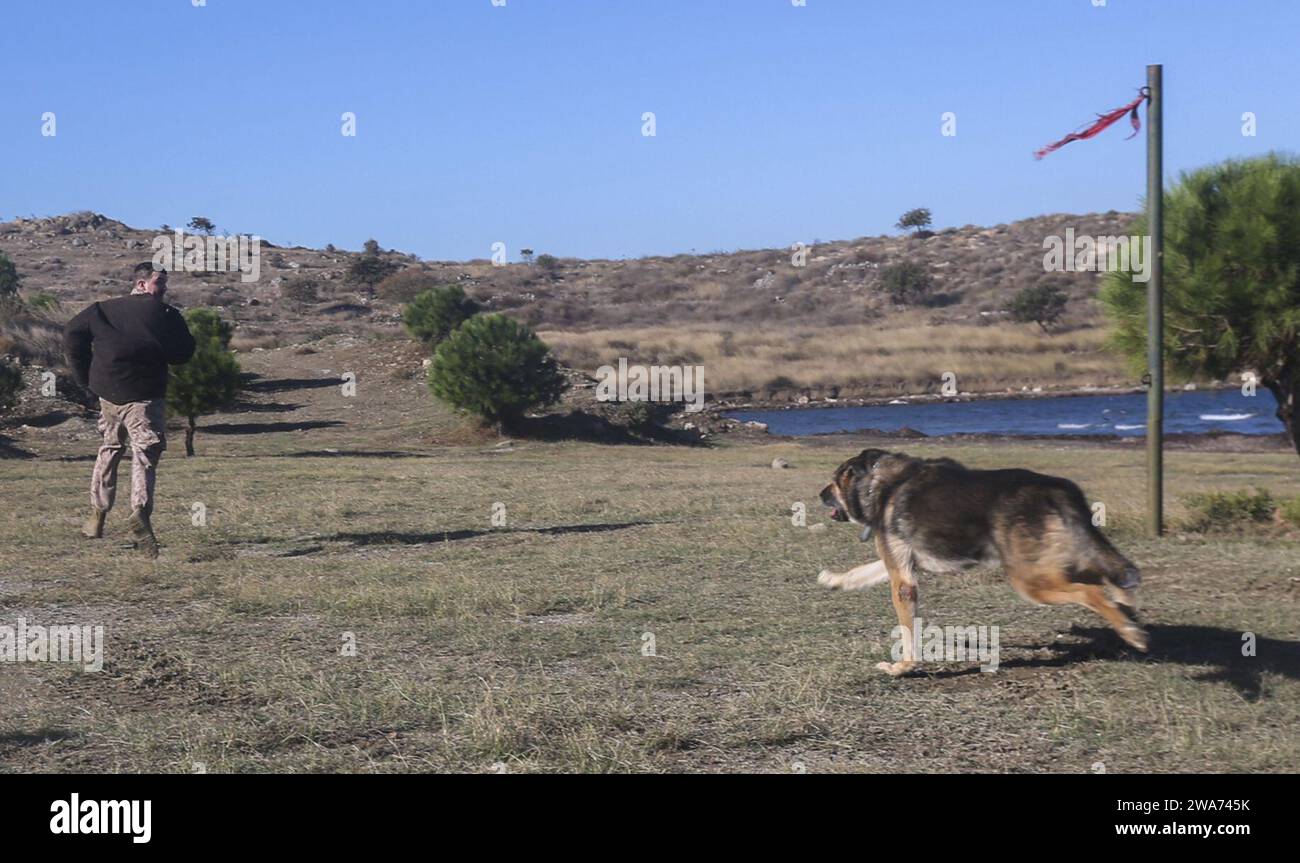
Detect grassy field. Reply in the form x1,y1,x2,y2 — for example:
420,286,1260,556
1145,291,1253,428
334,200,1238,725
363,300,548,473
2,410,1297,772
542,319,1128,396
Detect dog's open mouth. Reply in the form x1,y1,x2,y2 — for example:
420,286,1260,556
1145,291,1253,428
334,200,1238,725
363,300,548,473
830,507,848,522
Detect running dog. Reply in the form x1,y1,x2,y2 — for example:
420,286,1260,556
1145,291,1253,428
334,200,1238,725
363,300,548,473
818,449,1146,675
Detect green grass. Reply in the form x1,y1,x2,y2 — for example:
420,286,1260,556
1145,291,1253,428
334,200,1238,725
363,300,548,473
1182,488,1278,532
1,438,1297,773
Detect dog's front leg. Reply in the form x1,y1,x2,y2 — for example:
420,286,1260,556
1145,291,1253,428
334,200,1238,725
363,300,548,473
876,536,918,677
817,559,889,591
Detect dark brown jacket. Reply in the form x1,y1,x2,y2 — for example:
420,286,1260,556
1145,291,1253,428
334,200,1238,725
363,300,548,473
64,295,195,404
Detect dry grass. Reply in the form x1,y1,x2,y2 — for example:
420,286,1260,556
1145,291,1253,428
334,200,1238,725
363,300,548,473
542,321,1127,395
1,426,1296,773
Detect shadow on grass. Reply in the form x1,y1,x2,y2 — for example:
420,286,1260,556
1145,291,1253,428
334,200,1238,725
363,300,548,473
280,450,437,459
228,400,304,414
11,409,76,428
202,420,344,435
241,373,342,394
0,728,77,749
919,623,1300,700
511,411,710,447
327,521,654,546
0,432,36,459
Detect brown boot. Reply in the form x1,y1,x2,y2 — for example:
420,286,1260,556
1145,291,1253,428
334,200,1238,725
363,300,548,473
126,508,159,558
82,509,107,539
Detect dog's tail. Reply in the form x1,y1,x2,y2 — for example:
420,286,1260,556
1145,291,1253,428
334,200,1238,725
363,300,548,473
1082,525,1141,590
1056,483,1141,591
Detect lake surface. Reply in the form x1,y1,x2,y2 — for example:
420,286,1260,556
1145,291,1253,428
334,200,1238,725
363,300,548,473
727,389,1283,438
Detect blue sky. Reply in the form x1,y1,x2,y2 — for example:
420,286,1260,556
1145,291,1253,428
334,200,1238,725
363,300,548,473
2,0,1295,261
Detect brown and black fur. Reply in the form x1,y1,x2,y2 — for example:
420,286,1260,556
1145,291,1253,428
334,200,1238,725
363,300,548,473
818,449,1147,675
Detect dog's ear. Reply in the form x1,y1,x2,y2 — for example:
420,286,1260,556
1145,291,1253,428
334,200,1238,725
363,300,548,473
843,449,897,487
850,449,888,477
853,452,915,527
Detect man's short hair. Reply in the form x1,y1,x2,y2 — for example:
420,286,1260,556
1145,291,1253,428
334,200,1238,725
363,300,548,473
131,262,163,284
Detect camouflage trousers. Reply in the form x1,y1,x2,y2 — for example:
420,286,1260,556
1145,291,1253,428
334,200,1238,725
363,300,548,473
90,398,167,514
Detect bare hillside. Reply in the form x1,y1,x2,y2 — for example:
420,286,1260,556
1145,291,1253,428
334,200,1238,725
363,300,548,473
1,210,1140,399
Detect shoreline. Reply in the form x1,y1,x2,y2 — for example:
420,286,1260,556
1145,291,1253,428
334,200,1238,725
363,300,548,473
778,428,1292,453
690,385,1289,453
708,382,1238,415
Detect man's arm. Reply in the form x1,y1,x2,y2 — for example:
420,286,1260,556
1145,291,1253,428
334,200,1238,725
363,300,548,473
162,307,196,365
63,304,96,388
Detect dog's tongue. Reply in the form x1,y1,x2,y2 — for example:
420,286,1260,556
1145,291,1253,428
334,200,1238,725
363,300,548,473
830,507,845,522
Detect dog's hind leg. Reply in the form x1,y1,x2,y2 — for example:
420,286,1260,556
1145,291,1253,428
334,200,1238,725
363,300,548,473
1104,583,1140,613
875,535,919,676
1013,573,1148,652
818,559,889,591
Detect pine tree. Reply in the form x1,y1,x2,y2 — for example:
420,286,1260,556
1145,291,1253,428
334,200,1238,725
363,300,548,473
403,285,480,347
167,309,242,456
1101,154,1300,457
428,313,567,430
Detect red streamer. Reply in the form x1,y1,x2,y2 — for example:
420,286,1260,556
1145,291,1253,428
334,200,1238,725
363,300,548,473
1034,88,1149,159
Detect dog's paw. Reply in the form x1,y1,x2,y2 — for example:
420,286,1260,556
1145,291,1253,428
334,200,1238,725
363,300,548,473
875,660,916,677
817,569,838,588
1121,625,1149,652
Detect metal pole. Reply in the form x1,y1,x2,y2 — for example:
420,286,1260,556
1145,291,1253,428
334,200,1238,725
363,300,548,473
1146,64,1164,537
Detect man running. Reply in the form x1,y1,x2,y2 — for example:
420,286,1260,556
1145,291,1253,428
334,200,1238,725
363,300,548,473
64,263,195,556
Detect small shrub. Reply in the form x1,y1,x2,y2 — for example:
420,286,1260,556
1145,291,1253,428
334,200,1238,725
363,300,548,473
878,261,933,305
377,268,442,303
403,285,481,347
536,254,561,276
1280,497,1300,528
616,400,659,432
1009,284,1068,331
23,291,61,313
428,313,568,429
282,278,320,304
764,375,798,394
1183,488,1276,532
347,252,399,292
0,359,21,410
0,253,19,298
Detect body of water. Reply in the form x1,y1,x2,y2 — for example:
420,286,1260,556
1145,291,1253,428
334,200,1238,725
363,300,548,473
727,389,1283,438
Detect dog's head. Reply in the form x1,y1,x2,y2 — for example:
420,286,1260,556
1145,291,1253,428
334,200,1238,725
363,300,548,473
819,449,915,539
